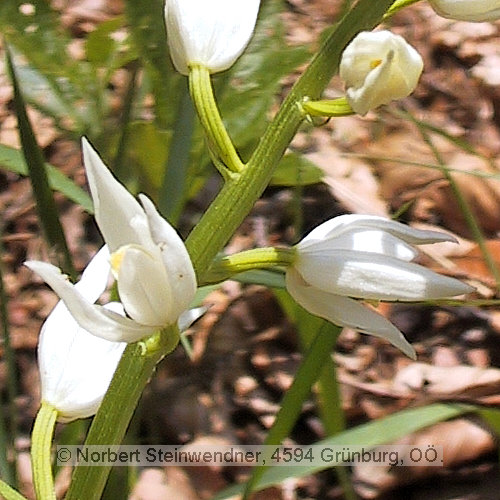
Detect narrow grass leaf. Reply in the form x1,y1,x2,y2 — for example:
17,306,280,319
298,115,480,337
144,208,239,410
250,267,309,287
6,47,75,278
216,403,473,499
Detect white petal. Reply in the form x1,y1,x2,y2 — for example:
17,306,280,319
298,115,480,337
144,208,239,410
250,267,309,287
178,306,207,332
295,250,474,301
113,244,173,327
25,261,154,342
165,0,260,74
73,245,111,301
140,195,197,315
39,302,126,422
299,214,456,250
303,229,418,261
286,268,416,358
82,138,153,253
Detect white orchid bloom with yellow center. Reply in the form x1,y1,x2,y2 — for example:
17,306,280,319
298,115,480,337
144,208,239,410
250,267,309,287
37,247,126,422
26,138,197,343
339,30,424,116
164,0,261,75
428,0,500,22
286,215,474,359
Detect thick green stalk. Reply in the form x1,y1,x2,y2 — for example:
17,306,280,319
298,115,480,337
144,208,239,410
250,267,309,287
186,0,395,276
65,327,179,500
31,403,58,500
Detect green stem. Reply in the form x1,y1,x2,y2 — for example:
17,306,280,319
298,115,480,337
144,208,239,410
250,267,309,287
189,64,244,174
204,247,295,284
31,402,58,500
65,327,179,500
185,0,395,278
301,96,354,117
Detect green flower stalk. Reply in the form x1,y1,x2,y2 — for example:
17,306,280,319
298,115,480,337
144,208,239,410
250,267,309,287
165,0,261,173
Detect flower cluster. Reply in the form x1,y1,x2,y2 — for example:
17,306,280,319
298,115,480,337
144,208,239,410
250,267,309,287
28,0,486,424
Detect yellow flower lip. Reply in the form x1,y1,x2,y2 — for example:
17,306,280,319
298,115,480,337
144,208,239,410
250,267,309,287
370,58,383,69
110,247,126,277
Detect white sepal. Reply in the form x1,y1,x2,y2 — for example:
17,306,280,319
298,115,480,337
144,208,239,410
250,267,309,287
286,268,416,359
36,249,127,422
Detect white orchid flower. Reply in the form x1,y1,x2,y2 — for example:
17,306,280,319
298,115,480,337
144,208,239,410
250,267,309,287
37,247,126,422
164,0,261,75
26,138,197,343
428,0,500,21
286,215,474,359
339,30,424,116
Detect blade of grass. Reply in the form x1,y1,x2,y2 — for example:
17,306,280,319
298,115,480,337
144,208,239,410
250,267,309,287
242,320,341,499
6,46,75,278
276,291,355,499
0,479,27,500
158,81,196,223
111,62,139,181
341,153,500,181
404,110,500,290
216,403,473,499
0,225,18,486
0,144,93,213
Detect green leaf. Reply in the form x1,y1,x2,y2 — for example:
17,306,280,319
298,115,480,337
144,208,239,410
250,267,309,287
242,320,341,498
124,0,180,129
85,17,125,67
0,144,93,214
0,480,27,500
216,403,473,499
126,121,171,191
7,47,75,276
271,153,324,186
0,1,100,134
